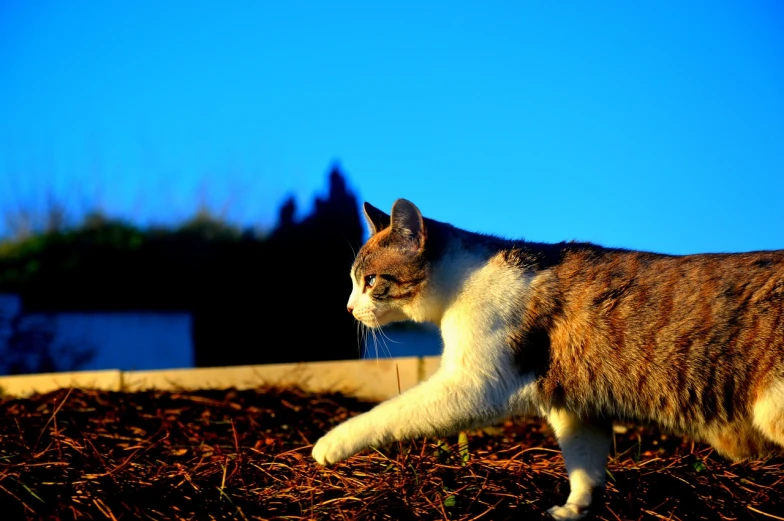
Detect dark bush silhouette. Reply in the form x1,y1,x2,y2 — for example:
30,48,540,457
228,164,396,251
0,166,365,368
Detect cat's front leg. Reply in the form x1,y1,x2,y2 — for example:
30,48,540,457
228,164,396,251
312,371,512,465
311,411,376,465
545,408,613,520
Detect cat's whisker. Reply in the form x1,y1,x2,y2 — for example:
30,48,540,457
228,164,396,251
379,332,393,359
363,313,392,361
355,319,364,358
357,321,369,360
366,321,380,362
372,320,400,345
361,323,371,360
370,315,394,359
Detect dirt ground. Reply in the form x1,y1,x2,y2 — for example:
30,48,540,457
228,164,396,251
0,386,782,520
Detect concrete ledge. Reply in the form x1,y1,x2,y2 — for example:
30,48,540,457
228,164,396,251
0,356,443,401
0,370,122,396
123,357,423,401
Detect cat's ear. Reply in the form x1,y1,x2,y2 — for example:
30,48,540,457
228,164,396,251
363,202,390,236
390,199,426,251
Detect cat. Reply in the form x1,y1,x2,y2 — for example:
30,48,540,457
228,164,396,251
312,198,784,520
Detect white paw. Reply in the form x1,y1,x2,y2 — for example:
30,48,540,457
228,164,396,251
311,422,365,466
547,503,589,520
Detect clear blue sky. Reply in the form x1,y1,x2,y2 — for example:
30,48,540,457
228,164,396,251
2,1,783,254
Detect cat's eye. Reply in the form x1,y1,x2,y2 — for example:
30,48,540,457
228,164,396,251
365,274,376,288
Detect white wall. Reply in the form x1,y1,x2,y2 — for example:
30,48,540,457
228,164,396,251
1,293,194,373
48,312,194,371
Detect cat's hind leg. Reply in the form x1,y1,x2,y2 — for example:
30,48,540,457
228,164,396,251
546,409,613,521
752,378,784,451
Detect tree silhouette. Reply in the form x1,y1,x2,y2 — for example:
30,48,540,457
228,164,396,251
191,165,365,366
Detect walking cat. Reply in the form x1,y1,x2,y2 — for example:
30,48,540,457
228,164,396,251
312,198,784,519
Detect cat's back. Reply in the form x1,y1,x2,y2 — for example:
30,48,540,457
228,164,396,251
551,244,784,313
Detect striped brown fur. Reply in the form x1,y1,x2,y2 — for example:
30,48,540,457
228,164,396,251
507,244,784,460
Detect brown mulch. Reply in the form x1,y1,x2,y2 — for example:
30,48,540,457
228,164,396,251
0,386,782,521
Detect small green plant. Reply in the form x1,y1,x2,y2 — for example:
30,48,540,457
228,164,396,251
431,439,452,462
458,431,470,465
692,458,708,473
443,488,457,509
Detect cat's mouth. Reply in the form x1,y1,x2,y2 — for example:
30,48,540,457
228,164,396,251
353,308,401,328
353,312,385,328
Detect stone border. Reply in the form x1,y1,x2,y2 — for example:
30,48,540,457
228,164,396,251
0,356,442,401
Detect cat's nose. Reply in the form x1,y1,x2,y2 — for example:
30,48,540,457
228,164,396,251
346,304,354,314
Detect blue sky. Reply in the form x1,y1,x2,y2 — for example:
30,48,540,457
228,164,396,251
2,1,783,254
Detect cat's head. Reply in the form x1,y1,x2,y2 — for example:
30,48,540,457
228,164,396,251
347,199,429,328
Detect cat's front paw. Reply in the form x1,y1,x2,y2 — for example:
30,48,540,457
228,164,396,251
547,503,589,521
312,421,366,466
